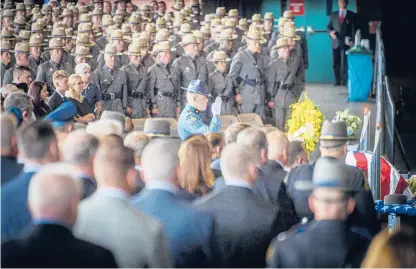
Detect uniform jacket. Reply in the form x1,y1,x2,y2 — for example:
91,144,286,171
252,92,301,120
286,161,381,236
96,53,130,70
327,10,358,49
74,191,173,268
194,185,285,268
1,171,37,243
121,63,148,118
132,189,221,268
36,60,74,94
271,220,370,268
268,31,308,69
203,42,219,56
178,104,221,141
95,35,108,50
208,70,235,114
173,54,208,89
141,53,155,72
0,62,7,86
78,175,97,200
0,156,23,185
147,62,180,106
47,91,66,111
28,56,45,74
229,48,268,105
2,65,36,86
1,224,118,268
205,48,235,73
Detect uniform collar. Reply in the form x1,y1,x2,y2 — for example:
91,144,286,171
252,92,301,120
224,178,253,190
187,104,200,114
96,187,129,200
146,181,179,194
23,163,43,173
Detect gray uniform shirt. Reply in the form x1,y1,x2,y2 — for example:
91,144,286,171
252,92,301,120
147,62,180,107
36,59,74,94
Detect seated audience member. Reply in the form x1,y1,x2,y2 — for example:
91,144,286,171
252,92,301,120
287,141,309,170
237,128,299,230
194,143,285,268
75,63,102,116
1,121,59,243
28,81,51,119
1,163,118,268
361,226,416,268
67,74,95,124
4,92,34,127
286,121,380,236
101,110,126,133
1,114,23,185
74,140,172,268
12,65,33,92
132,138,222,267
143,119,171,137
48,70,69,111
86,119,124,139
270,157,371,268
178,135,214,197
124,131,151,194
62,130,100,199
263,129,288,180
205,132,224,160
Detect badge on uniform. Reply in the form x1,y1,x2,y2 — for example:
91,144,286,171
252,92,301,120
185,66,190,72
104,79,108,82
50,68,53,72
186,114,197,122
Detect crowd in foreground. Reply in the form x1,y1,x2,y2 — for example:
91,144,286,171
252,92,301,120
1,108,416,267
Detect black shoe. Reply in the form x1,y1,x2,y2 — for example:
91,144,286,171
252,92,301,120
334,82,341,86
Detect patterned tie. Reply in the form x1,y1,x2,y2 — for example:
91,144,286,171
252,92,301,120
340,11,345,23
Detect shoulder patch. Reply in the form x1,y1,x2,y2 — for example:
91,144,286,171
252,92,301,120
186,113,197,122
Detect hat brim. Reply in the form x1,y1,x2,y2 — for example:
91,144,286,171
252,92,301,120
124,52,141,56
182,87,212,97
29,43,47,47
273,43,290,50
319,139,348,148
10,50,31,54
45,46,64,50
71,53,93,58
279,33,301,40
242,35,266,44
294,179,353,192
219,34,238,41
208,57,231,62
178,41,198,46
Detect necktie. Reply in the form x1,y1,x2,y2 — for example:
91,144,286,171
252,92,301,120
340,11,345,23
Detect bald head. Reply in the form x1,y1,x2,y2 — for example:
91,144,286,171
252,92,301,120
237,127,268,163
224,123,250,145
62,130,100,165
28,163,81,225
220,143,259,184
141,138,181,183
124,131,150,159
267,130,289,164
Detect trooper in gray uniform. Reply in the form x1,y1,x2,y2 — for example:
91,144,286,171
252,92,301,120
267,38,297,131
205,30,237,73
36,38,74,95
95,15,113,50
137,37,155,72
97,29,129,70
28,35,45,74
120,44,148,118
0,41,12,86
173,34,208,111
2,43,35,86
93,44,129,114
208,51,234,115
229,29,268,118
147,41,179,118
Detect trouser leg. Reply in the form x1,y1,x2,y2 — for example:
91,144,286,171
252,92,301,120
332,47,341,85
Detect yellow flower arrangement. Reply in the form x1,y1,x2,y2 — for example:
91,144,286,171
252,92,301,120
286,93,325,154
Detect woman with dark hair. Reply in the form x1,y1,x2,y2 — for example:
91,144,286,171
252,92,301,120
28,81,51,119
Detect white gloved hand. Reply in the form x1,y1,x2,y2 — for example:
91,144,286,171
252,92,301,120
211,96,222,116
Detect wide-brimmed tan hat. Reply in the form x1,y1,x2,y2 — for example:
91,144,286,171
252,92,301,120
11,42,30,54
155,41,174,53
214,25,226,35
179,23,193,35
243,29,266,44
74,34,95,46
78,23,94,33
249,13,263,23
2,1,15,9
41,4,52,14
264,12,278,21
154,30,169,43
16,3,26,11
228,9,239,18
209,50,231,62
102,15,114,27
29,34,46,47
145,23,157,35
1,9,15,18
48,27,66,38
79,13,92,23
283,10,294,20
129,14,141,25
273,38,290,50
171,2,181,11
156,17,166,27
18,30,31,42
189,0,200,7
179,34,198,46
46,38,64,50
275,17,287,28
125,43,141,56
215,7,226,17
224,18,237,29
31,22,46,33
71,6,79,14
24,0,35,7
193,30,204,40
78,6,89,14
13,16,29,27
92,8,104,16
210,18,221,29
238,18,249,28
110,29,124,40
71,45,92,57
279,25,300,40
113,15,124,26
218,29,238,40
122,23,133,36
101,43,117,55
60,8,73,18
1,29,17,41
0,41,12,52
199,26,211,36
115,8,126,17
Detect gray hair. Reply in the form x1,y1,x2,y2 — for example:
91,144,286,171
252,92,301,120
100,111,125,133
288,141,307,167
224,123,250,145
74,63,91,75
141,138,181,183
124,131,150,159
237,127,268,155
221,143,259,180
1,114,17,152
16,121,56,160
4,92,34,114
62,130,100,165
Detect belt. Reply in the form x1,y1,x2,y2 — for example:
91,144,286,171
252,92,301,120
158,91,176,98
102,92,122,100
280,83,294,90
243,78,264,87
220,95,230,102
130,92,144,99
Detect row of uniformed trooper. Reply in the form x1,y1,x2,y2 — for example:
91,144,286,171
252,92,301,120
0,0,307,129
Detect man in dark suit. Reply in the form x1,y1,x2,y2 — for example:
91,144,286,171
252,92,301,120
1,121,60,243
286,121,380,237
47,70,69,111
1,164,118,268
62,130,100,199
237,128,299,231
194,143,286,268
1,114,23,185
132,138,221,267
270,157,370,268
327,0,358,85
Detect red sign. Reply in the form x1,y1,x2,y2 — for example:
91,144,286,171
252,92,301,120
288,0,305,16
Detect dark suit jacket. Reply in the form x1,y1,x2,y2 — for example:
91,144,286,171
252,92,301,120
132,189,220,268
1,224,118,268
0,156,23,185
286,161,381,236
255,162,299,231
78,176,97,200
194,185,285,268
1,171,36,243
271,220,370,268
47,91,65,111
327,10,358,49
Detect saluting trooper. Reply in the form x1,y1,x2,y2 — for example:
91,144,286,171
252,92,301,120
267,38,297,130
120,44,148,118
229,29,268,118
93,44,129,114
147,41,179,118
173,34,208,111
208,51,234,115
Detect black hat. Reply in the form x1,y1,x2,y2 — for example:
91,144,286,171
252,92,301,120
319,121,349,148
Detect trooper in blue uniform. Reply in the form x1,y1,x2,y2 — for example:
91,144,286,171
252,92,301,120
178,80,221,141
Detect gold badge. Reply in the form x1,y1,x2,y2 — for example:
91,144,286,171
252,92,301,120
185,66,190,72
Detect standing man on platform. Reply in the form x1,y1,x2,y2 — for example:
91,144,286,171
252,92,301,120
327,0,357,86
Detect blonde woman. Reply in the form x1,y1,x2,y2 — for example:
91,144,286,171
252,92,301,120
67,74,95,124
178,135,214,197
